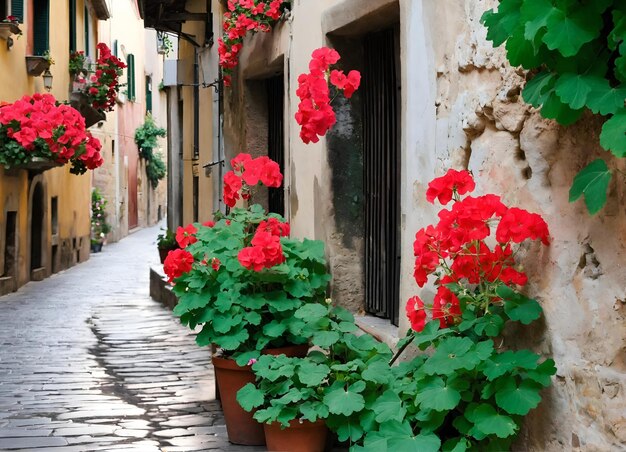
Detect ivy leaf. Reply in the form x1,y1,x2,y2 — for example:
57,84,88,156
236,383,264,412
324,383,366,416
497,285,543,325
297,361,330,387
415,377,462,412
569,159,612,215
371,390,406,423
600,110,626,158
495,377,543,415
543,7,602,57
469,404,518,439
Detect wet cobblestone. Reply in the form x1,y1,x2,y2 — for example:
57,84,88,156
0,224,264,451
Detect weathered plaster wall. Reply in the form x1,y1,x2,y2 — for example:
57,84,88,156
400,1,626,450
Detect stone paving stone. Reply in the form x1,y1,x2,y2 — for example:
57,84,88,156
0,224,265,451
153,427,194,438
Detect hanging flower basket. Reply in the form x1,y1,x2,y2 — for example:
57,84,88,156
70,91,106,128
0,22,21,41
0,93,104,174
25,56,51,76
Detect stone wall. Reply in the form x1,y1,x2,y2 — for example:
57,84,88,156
400,1,626,449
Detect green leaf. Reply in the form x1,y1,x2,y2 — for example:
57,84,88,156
422,337,475,375
586,83,626,115
569,159,612,215
481,0,523,47
525,358,557,387
521,0,558,40
371,390,406,423
495,377,543,415
542,7,602,57
213,313,242,334
294,303,329,321
312,330,340,348
212,327,249,350
474,314,505,337
374,421,441,452
413,321,451,350
470,404,518,439
415,377,462,412
601,110,626,158
263,320,287,338
443,437,471,452
297,361,330,387
236,383,264,412
362,359,392,385
300,401,329,423
554,73,604,110
327,415,364,442
522,71,556,107
324,383,366,416
540,91,584,125
482,350,537,381
497,285,543,325
505,29,542,68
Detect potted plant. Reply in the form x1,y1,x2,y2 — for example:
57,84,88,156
0,15,22,45
164,153,332,445
156,228,177,264
236,302,396,451
90,188,111,253
0,93,103,174
135,114,167,188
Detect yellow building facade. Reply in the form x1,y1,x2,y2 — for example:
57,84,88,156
0,0,108,295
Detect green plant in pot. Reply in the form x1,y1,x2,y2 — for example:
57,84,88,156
236,303,396,452
156,228,177,264
91,188,111,252
164,153,331,446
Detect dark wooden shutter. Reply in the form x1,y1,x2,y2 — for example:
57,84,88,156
363,28,401,326
267,75,285,217
128,54,136,101
146,76,152,113
69,0,76,52
10,0,23,22
33,0,49,56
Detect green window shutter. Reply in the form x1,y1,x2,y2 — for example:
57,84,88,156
69,0,76,52
33,0,49,56
145,76,152,113
128,54,135,101
10,0,23,22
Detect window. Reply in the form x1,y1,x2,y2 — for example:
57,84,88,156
146,76,152,113
266,75,285,217
127,54,136,101
363,27,401,326
33,0,49,56
8,0,23,22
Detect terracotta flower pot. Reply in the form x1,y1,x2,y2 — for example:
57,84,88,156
212,344,309,446
264,419,328,452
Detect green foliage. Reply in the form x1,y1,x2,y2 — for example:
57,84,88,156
156,228,177,249
91,187,110,243
135,114,167,188
172,205,331,365
482,0,626,214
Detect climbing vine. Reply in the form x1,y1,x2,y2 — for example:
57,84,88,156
482,0,626,214
134,114,167,188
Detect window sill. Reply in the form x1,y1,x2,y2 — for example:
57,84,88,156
355,315,400,350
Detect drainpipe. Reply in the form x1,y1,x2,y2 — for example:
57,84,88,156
193,48,200,161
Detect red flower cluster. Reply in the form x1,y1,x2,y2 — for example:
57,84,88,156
218,0,287,86
223,153,283,207
84,43,126,112
237,218,289,271
295,47,361,144
406,169,550,332
176,224,198,248
163,248,194,283
0,93,103,173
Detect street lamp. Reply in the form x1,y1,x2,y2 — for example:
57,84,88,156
42,69,53,92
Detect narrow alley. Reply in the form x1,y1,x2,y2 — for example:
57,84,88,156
0,224,260,451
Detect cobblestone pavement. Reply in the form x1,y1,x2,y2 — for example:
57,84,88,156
0,224,264,451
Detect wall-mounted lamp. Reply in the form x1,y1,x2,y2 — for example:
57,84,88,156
42,69,53,92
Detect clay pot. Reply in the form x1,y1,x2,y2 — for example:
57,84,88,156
264,419,328,452
213,344,309,446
